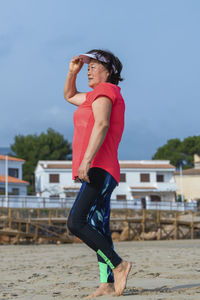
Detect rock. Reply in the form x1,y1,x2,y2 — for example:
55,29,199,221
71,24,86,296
0,235,10,244
10,237,19,245
178,227,190,238
37,237,49,244
164,225,174,232
141,231,157,240
156,225,174,240
19,238,28,244
111,232,120,241
73,237,83,243
120,226,134,241
60,232,74,243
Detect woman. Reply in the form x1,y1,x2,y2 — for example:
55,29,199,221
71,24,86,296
64,49,131,297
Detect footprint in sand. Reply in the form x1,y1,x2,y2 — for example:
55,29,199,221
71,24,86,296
124,285,170,296
67,282,79,288
52,291,61,297
145,272,160,278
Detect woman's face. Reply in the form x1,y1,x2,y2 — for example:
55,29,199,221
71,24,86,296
87,59,110,89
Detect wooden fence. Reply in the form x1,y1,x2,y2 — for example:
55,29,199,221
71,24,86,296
0,207,199,244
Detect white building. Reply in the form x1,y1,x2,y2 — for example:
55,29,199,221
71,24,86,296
35,160,177,202
0,155,29,195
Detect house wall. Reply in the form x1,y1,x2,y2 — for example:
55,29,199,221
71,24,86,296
0,158,27,195
175,175,200,200
35,168,77,198
0,160,23,179
112,169,176,201
35,162,176,202
0,183,27,195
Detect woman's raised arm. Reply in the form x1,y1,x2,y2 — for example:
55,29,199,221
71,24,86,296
64,57,86,106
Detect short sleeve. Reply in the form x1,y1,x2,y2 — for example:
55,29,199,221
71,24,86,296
89,82,117,105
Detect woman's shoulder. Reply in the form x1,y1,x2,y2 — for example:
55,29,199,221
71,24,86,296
96,81,120,89
94,82,121,95
86,82,123,105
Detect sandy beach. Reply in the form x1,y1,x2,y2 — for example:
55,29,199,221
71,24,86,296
0,240,200,300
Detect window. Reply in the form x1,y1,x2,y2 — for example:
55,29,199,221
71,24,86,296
0,187,5,194
119,173,126,182
140,173,150,182
65,191,79,198
157,174,164,182
49,174,59,183
150,195,161,202
12,188,19,195
116,194,127,200
8,168,19,178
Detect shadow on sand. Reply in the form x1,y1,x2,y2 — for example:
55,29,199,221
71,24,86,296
124,283,200,296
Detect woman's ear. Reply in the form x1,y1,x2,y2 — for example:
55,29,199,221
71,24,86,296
107,69,113,81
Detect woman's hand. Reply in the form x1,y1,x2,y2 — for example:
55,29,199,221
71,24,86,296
69,56,84,75
78,158,91,183
64,56,86,106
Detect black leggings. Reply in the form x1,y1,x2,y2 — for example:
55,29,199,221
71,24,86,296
67,167,122,271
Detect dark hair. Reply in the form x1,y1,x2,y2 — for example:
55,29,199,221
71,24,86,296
86,49,123,85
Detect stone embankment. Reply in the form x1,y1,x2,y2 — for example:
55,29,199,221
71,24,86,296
0,208,200,244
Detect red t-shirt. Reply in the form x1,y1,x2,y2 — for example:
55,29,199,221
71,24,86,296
72,82,125,183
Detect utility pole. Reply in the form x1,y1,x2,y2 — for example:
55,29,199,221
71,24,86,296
180,164,184,203
5,155,8,206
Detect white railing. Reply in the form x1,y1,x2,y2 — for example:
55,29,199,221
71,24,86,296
0,196,198,211
111,200,198,211
0,195,73,209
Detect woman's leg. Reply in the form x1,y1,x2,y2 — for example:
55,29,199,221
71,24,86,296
68,167,131,296
67,168,122,269
88,171,116,284
84,173,116,298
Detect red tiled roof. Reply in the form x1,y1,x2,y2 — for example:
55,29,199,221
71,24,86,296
0,155,25,162
0,175,29,185
174,168,200,175
40,162,175,170
120,163,175,169
46,164,72,169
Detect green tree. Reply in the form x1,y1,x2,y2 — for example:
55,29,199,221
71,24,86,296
152,135,200,169
11,128,72,194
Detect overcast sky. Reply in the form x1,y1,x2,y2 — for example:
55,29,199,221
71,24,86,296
0,0,199,159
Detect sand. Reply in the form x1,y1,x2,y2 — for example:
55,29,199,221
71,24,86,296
0,240,200,300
